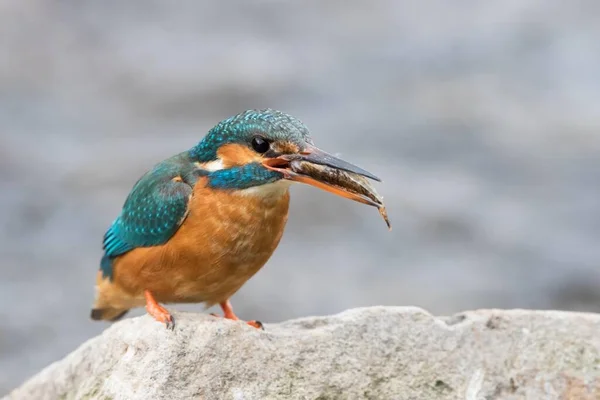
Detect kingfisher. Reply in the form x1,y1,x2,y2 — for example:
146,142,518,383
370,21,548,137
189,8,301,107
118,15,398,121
91,109,386,330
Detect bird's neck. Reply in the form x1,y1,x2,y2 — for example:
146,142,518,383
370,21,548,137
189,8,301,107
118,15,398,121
188,145,289,199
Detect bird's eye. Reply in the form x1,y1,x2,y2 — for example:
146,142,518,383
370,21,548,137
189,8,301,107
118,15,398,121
251,136,270,153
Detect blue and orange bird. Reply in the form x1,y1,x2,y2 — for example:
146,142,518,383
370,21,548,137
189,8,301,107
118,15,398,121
91,109,388,329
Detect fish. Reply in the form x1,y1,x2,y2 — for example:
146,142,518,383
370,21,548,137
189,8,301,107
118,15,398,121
289,160,391,230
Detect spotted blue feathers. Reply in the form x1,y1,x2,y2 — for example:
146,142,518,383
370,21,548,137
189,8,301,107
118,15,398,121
101,153,198,279
190,109,313,162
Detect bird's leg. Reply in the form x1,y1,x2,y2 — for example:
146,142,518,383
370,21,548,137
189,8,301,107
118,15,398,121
212,299,263,330
144,290,174,330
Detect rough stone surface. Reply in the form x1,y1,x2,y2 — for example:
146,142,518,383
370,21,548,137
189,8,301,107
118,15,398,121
6,307,600,400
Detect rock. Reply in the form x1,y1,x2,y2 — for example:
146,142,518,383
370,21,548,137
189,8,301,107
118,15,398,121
6,307,600,400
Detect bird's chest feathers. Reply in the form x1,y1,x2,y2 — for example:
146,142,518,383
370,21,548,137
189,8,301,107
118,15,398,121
174,180,291,272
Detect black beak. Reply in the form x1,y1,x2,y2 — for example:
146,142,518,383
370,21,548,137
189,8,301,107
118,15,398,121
299,145,381,182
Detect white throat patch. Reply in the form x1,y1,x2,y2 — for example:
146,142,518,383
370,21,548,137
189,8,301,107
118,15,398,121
237,180,292,198
196,158,291,199
195,159,224,171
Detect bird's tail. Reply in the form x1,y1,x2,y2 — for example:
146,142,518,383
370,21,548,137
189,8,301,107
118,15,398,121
91,270,135,322
90,307,129,322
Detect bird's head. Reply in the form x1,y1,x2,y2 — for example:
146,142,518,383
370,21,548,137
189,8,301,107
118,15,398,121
190,109,381,205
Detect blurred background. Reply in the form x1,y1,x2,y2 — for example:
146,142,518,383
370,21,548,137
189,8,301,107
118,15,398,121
1,0,600,394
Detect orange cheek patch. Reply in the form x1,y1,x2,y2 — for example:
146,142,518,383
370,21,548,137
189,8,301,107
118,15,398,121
272,141,300,154
217,144,262,167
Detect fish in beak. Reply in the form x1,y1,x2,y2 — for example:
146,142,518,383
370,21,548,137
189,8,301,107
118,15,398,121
263,145,391,230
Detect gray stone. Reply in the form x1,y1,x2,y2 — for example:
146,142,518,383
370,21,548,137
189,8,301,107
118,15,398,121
6,307,600,400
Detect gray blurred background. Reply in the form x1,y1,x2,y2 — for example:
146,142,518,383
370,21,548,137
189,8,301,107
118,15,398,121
1,0,600,394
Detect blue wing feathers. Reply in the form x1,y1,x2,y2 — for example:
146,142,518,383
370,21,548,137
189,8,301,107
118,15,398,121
100,155,195,279
100,253,116,280
103,224,133,257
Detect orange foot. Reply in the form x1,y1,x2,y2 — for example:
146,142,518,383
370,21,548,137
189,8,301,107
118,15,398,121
211,300,264,330
144,290,174,330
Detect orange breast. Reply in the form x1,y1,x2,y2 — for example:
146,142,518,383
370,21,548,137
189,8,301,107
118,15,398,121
109,178,290,306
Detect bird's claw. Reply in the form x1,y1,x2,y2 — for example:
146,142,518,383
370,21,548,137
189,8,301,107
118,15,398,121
209,313,264,330
144,290,175,330
164,315,175,330
247,320,264,330
151,311,174,330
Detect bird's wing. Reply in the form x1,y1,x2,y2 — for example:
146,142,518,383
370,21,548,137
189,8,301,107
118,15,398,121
101,167,193,278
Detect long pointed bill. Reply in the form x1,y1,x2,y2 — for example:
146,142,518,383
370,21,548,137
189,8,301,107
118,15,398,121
300,145,381,182
262,145,391,229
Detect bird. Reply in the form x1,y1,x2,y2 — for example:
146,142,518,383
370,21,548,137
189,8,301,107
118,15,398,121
91,109,384,330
